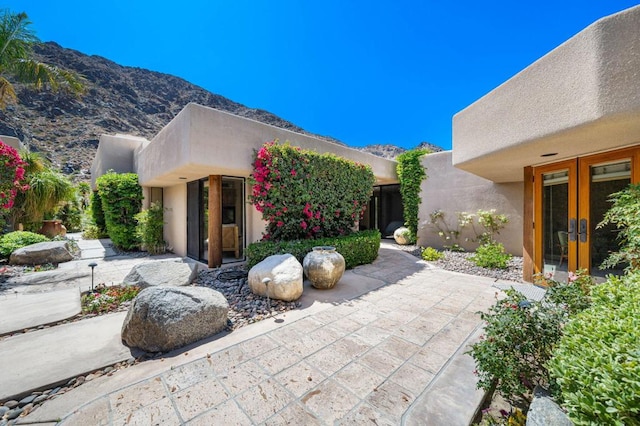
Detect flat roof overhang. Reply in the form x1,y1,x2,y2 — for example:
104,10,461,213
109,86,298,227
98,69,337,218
452,5,640,183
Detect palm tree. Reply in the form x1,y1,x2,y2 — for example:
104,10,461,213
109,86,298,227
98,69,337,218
0,9,84,108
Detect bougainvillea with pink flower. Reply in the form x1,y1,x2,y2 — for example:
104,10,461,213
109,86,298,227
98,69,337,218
0,139,29,211
249,141,375,241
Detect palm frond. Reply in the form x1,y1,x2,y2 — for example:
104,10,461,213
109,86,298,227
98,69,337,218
0,75,16,108
11,58,86,95
0,10,37,69
19,150,49,175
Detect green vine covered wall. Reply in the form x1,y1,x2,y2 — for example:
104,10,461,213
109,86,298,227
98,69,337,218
396,148,429,243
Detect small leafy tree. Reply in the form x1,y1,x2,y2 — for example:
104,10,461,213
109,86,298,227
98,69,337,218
135,202,165,254
396,148,429,243
96,172,142,250
597,183,640,272
249,141,374,241
90,190,106,233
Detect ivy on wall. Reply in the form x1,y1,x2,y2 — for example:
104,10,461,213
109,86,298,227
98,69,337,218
96,171,142,250
249,141,375,241
396,148,430,243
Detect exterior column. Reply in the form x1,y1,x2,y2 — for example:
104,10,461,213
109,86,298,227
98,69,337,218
523,166,534,282
208,175,222,268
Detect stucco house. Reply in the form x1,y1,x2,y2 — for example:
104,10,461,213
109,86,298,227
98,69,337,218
91,104,401,268
418,4,640,281
91,5,640,281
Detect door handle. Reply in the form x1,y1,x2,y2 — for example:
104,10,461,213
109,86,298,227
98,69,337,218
579,218,588,243
568,218,577,242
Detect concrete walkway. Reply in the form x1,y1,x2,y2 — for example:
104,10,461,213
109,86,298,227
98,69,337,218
18,245,507,425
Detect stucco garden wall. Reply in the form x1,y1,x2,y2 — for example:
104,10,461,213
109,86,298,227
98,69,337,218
417,151,523,255
90,134,148,188
162,184,187,257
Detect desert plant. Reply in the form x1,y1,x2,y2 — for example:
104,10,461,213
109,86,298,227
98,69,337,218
421,246,444,261
81,284,140,314
249,141,374,241
470,242,511,269
597,183,640,272
427,209,468,251
95,171,142,250
135,202,165,254
397,148,429,243
0,230,49,257
548,272,640,425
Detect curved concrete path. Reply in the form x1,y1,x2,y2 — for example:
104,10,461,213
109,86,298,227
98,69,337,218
20,245,508,425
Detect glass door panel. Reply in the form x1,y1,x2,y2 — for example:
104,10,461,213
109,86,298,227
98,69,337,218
579,159,631,277
221,177,245,263
534,160,577,280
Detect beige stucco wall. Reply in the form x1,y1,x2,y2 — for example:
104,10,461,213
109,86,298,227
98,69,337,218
90,134,148,188
453,5,640,183
417,151,523,255
162,184,187,256
0,135,23,151
136,103,397,187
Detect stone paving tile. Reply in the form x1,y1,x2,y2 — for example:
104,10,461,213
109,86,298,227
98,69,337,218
370,315,405,333
206,346,248,374
365,380,415,423
389,362,436,396
306,324,343,346
310,309,340,325
274,360,327,398
425,327,473,359
112,396,180,426
333,361,386,399
264,402,323,426
185,400,252,425
108,377,168,420
237,334,280,357
284,332,328,358
162,358,216,393
332,334,372,358
235,378,294,424
393,323,434,346
305,344,353,376
171,377,230,422
410,347,450,374
65,397,110,426
345,308,381,325
286,316,325,334
300,378,361,423
255,346,303,375
337,401,397,426
351,324,393,347
377,335,422,361
326,316,363,334
411,311,455,334
217,360,270,396
358,347,405,377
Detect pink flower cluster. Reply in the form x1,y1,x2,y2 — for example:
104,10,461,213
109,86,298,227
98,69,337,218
0,140,29,210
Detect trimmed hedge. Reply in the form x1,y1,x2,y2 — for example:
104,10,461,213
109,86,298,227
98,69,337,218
96,172,142,250
548,272,640,425
246,229,381,269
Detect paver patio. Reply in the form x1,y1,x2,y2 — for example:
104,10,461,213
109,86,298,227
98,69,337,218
20,245,502,425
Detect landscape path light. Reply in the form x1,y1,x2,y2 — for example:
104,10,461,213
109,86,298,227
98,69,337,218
88,262,97,292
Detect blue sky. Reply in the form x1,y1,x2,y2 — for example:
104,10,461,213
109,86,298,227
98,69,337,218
8,1,640,150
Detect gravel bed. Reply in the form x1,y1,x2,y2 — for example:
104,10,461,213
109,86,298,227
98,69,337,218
195,266,301,330
390,242,524,282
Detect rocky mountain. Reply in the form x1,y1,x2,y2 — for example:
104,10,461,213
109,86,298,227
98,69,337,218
0,42,442,178
356,142,443,160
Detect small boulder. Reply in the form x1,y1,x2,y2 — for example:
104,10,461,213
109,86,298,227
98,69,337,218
248,254,303,302
393,226,411,245
9,241,73,265
121,286,229,352
526,386,573,426
123,259,197,289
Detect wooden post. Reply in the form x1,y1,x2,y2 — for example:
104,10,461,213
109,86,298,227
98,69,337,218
208,175,222,268
523,166,534,282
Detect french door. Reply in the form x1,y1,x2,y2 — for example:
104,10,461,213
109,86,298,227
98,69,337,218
534,148,640,278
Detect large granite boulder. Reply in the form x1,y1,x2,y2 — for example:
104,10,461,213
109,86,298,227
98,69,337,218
10,241,73,265
526,387,573,426
248,254,303,302
123,259,197,289
121,286,229,352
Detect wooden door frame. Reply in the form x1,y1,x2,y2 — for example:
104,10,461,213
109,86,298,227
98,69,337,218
533,159,578,275
577,147,640,272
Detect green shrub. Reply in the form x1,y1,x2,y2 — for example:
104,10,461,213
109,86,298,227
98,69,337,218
246,229,380,269
470,242,511,269
468,270,595,404
82,224,108,240
56,196,83,232
548,272,640,425
96,172,142,250
421,246,444,261
597,183,640,272
90,190,106,233
135,202,165,254
249,141,375,241
0,231,49,257
397,148,429,243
